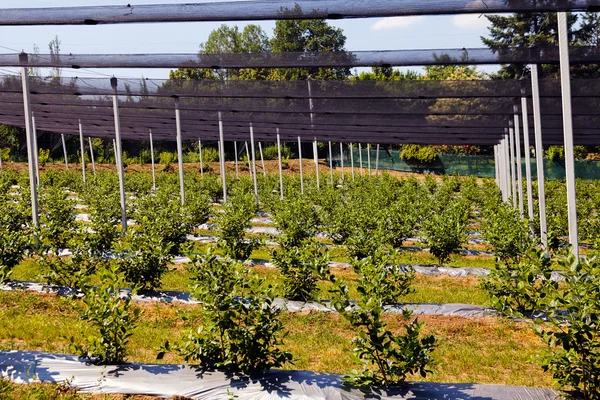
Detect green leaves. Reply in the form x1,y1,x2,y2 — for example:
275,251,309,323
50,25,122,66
421,199,469,266
73,265,140,365
330,251,435,387
481,249,558,317
270,239,330,301
0,190,32,283
351,249,415,306
271,195,319,248
481,200,536,263
216,193,260,260
114,228,173,291
170,247,292,374
534,254,600,399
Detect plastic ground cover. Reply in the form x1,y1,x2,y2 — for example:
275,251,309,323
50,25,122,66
0,281,497,318
0,350,558,400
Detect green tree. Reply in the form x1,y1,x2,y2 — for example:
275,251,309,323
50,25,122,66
353,67,421,81
169,24,270,81
482,12,599,78
269,5,350,80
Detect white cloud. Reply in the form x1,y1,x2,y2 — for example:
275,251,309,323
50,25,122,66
451,14,491,30
371,16,425,31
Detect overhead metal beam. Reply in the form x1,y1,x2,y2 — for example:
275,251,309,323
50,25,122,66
2,47,600,69
0,0,596,25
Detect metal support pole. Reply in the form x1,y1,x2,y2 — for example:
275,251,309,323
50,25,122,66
249,123,258,202
494,145,499,188
31,114,39,186
375,144,380,176
298,136,304,194
110,77,128,233
88,137,96,176
198,140,204,177
504,135,512,202
234,141,239,178
218,112,227,203
245,141,251,177
19,53,39,238
497,143,504,198
61,134,68,169
498,142,505,200
113,139,117,163
531,64,547,247
277,129,283,200
257,142,266,176
508,127,517,207
328,141,334,185
521,97,534,221
350,143,355,181
313,137,320,189
359,143,363,177
367,144,372,176
340,142,344,180
149,129,156,190
79,120,86,185
513,105,524,216
558,11,579,259
175,98,185,205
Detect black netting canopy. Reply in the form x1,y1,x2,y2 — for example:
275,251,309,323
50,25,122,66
1,75,600,146
1,47,600,69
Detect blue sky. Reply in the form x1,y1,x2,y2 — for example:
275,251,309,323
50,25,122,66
0,0,499,79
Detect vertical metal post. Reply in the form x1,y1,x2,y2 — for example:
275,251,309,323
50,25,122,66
245,141,251,177
19,53,39,237
31,114,39,186
110,77,127,233
494,145,499,188
508,127,517,207
498,142,505,200
328,141,334,185
350,143,355,181
175,97,185,205
375,144,380,176
88,137,96,176
218,112,227,203
277,129,283,200
249,123,258,202
79,120,86,185
366,144,372,176
340,142,344,180
531,64,547,247
113,139,117,163
198,140,204,177
521,97,534,220
298,136,304,194
359,143,363,177
149,129,156,190
497,143,503,197
513,104,524,216
557,12,579,259
234,141,239,178
504,135,512,202
258,142,266,176
313,137,320,189
61,134,68,169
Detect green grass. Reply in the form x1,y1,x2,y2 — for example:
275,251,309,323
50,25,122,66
0,290,552,390
12,254,491,306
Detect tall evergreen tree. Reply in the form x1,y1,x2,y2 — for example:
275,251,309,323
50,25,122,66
483,12,600,79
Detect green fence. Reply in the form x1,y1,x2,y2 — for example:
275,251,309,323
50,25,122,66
328,148,600,180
